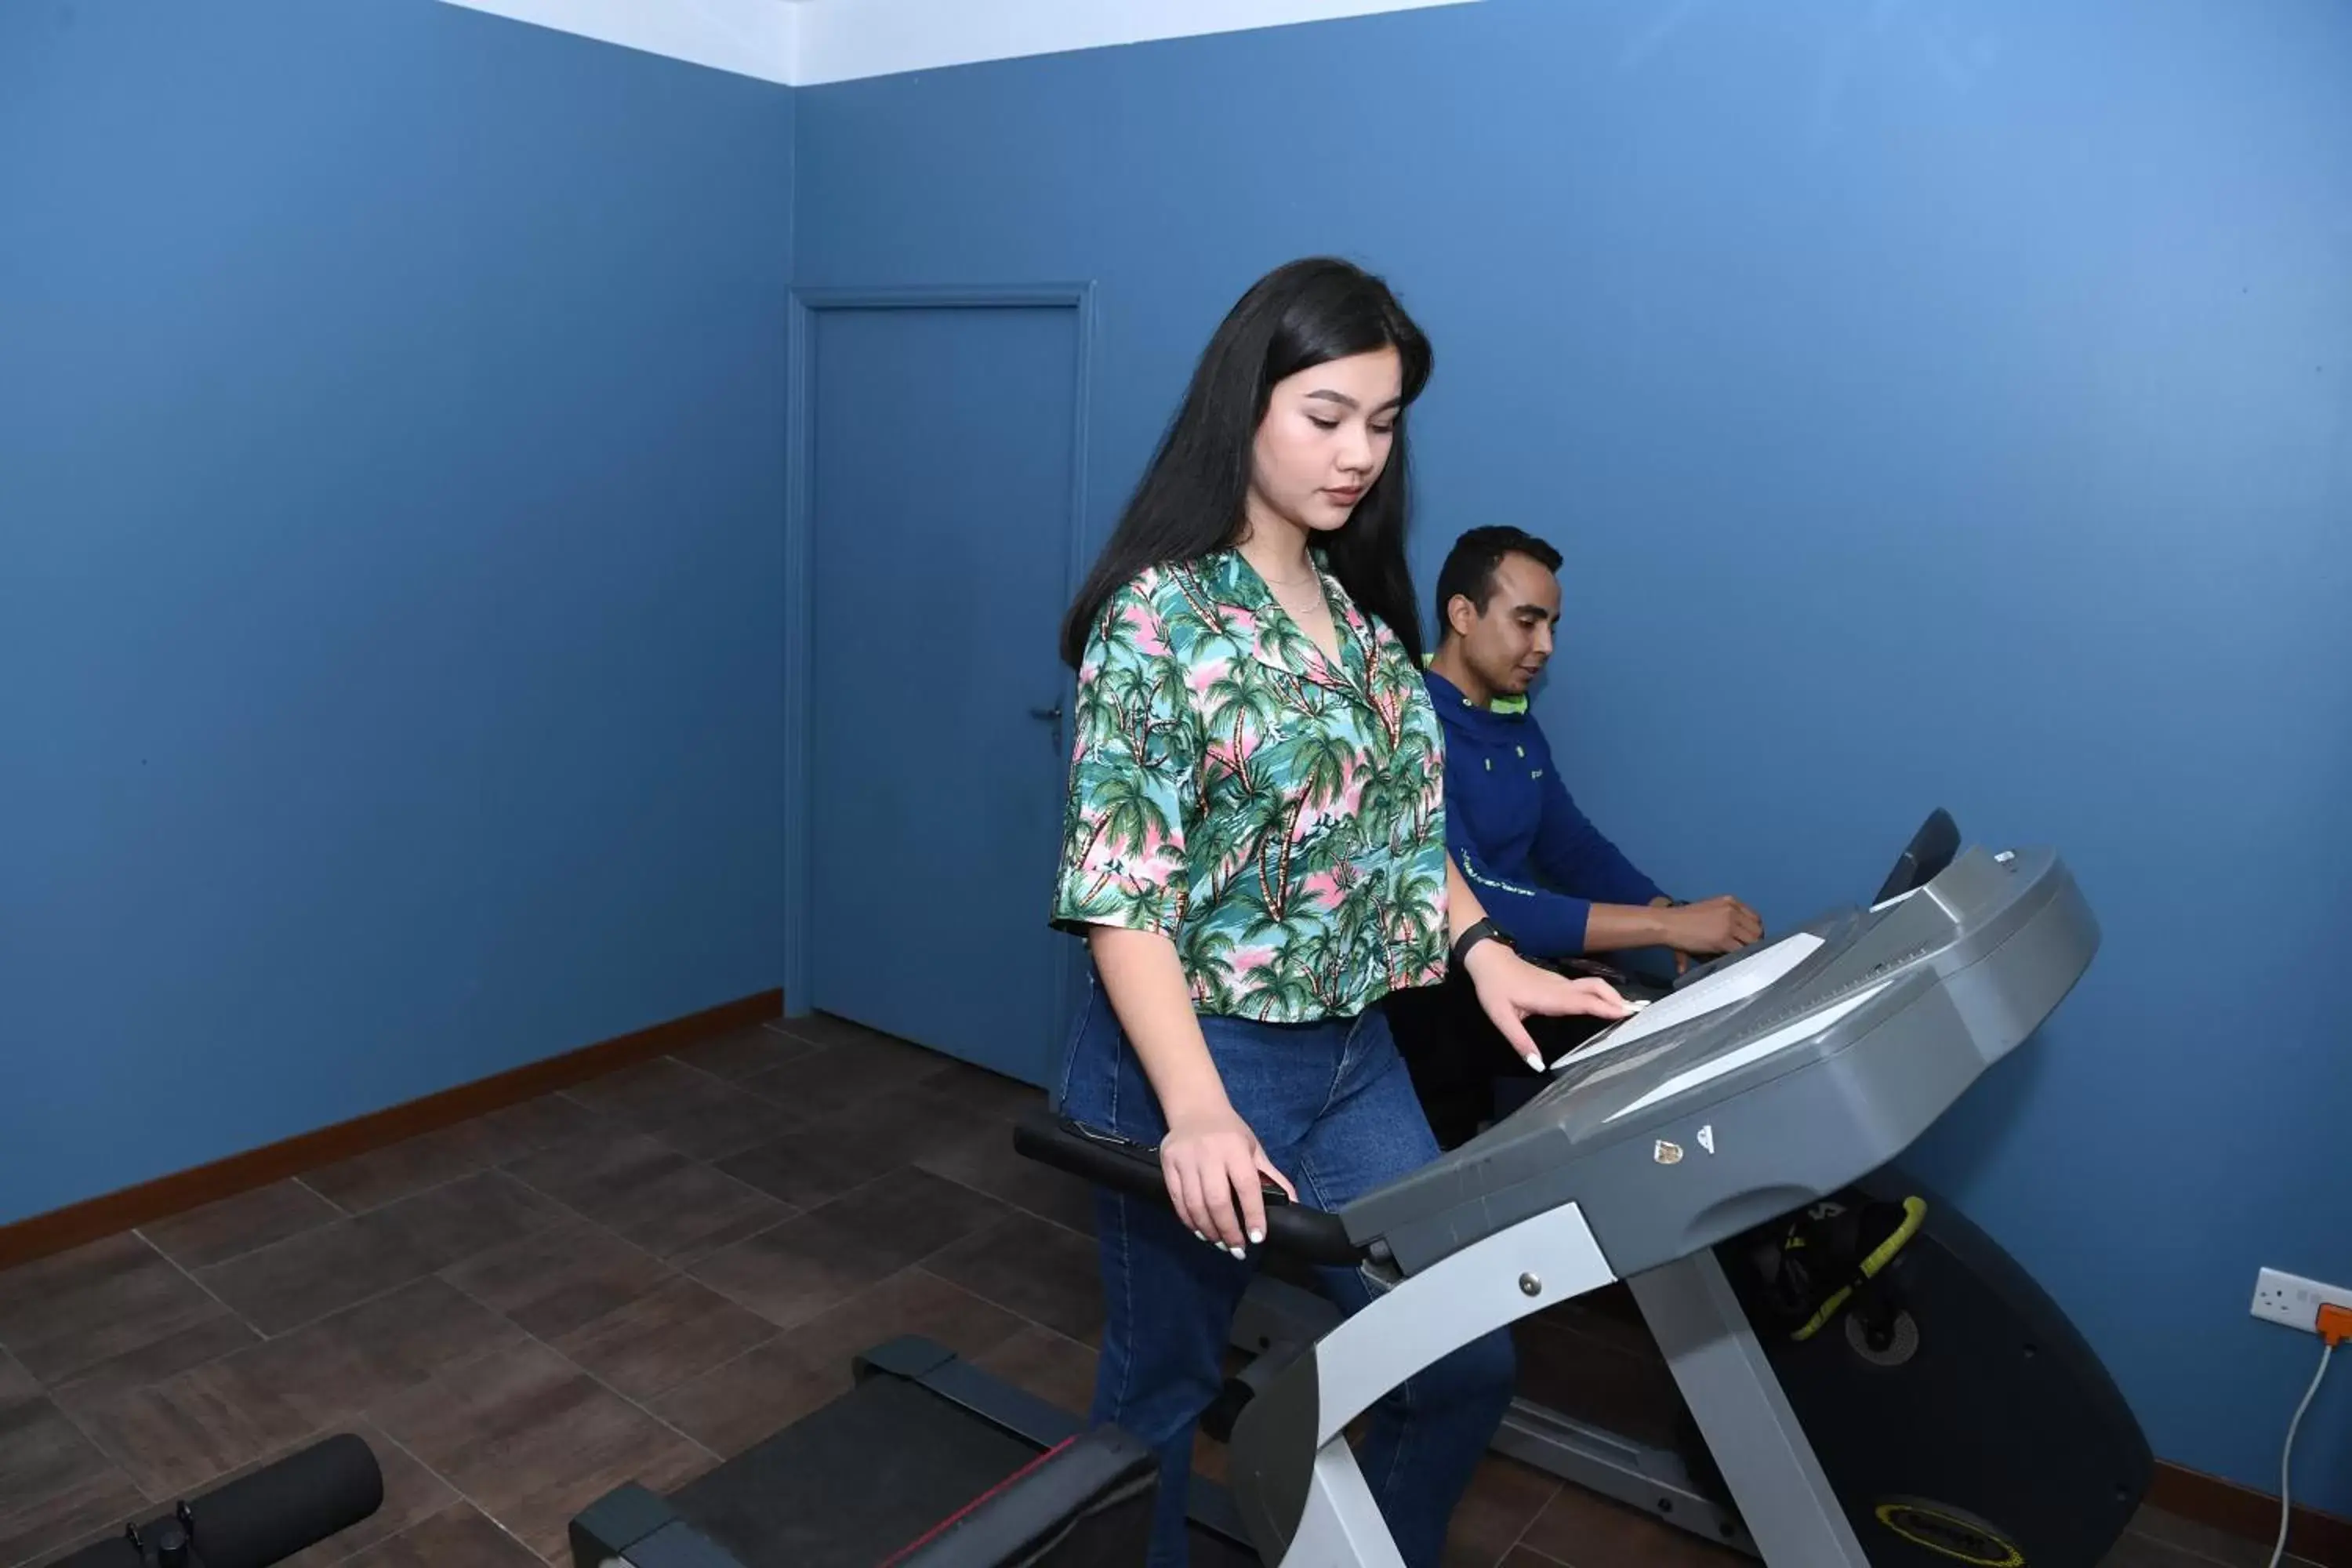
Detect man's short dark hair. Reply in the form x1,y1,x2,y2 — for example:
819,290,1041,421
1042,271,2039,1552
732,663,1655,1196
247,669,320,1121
1435,525,1563,636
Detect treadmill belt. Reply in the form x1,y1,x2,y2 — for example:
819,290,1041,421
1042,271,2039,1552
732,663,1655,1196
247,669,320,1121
669,1374,1040,1568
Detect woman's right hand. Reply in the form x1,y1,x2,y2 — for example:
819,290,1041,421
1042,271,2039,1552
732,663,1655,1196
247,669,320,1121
1160,1102,1298,1258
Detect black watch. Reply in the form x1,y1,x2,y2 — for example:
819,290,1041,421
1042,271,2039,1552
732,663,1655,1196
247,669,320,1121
1450,917,1515,972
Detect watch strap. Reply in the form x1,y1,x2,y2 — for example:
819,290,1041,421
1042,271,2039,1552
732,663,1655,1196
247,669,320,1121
1450,917,1513,972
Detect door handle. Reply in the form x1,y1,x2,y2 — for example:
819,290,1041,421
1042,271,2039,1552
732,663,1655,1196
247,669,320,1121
1029,702,1065,753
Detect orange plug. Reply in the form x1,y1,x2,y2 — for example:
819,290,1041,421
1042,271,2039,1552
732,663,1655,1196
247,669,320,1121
2319,1304,2352,1348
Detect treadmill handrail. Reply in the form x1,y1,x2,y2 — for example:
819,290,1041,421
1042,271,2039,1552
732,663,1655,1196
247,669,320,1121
1012,1108,1368,1267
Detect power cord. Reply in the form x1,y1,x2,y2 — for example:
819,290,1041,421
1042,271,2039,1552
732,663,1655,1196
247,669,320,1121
2269,1304,2350,1568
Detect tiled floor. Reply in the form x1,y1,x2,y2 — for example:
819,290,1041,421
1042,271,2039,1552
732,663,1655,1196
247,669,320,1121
0,1016,2325,1568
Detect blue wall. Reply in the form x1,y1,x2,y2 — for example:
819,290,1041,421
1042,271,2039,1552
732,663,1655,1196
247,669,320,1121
794,0,2352,1512
0,0,794,1225
6,0,2347,1516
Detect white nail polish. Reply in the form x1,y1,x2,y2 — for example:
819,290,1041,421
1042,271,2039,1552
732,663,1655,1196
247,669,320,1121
1192,1230,1207,1243
1248,1229,1265,1245
1229,1244,1246,1259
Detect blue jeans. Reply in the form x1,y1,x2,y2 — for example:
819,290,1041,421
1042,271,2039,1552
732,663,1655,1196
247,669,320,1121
1054,975,1516,1568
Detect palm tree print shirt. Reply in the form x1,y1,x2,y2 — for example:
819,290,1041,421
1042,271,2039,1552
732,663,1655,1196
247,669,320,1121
1051,549,1450,1021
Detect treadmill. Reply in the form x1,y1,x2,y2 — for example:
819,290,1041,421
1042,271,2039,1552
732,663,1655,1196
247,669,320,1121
573,833,2107,1567
1231,811,2148,1566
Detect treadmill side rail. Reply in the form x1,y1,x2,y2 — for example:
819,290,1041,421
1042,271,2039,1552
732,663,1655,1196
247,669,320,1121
864,1335,1262,1553
571,1482,743,1568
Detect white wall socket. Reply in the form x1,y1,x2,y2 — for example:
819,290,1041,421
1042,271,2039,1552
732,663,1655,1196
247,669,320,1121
2250,1267,2352,1334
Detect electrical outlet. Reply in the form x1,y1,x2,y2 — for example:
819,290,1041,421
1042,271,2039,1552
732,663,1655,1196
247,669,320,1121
2250,1268,2352,1334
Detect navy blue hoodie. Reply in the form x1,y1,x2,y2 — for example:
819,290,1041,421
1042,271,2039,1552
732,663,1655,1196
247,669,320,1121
1427,670,1665,958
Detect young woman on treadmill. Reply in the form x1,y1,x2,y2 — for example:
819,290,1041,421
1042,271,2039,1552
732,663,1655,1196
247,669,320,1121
1049,257,1633,1567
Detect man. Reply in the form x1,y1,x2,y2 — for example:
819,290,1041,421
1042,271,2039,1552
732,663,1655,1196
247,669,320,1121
1425,524,1761,967
1388,525,1763,1145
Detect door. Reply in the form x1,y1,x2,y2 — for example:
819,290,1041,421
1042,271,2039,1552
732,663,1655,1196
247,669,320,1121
804,300,1082,1084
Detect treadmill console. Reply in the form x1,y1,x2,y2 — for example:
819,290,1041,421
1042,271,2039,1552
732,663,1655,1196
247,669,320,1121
1343,844,2097,1280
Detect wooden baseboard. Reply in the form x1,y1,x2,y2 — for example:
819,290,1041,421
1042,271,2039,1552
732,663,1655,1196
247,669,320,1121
2154,1461,2352,1566
0,989,782,1272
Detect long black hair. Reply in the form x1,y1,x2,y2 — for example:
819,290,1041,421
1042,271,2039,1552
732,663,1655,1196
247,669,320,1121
1057,257,1434,670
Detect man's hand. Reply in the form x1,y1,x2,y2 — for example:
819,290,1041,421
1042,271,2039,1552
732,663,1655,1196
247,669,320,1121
1463,942,1635,1070
1658,895,1764,960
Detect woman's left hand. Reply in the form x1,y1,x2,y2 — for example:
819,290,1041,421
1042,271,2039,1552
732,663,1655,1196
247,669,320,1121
1464,943,1635,1072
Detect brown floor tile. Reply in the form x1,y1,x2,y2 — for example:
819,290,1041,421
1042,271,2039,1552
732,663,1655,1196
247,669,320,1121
2101,1534,2223,1567
370,1341,711,1562
917,1125,1098,1235
713,1123,891,1211
820,1082,1009,1174
2125,1504,2321,1568
0,1436,145,1568
652,1269,1027,1459
2,1505,140,1568
506,1133,793,1264
0,1398,145,1559
1516,1481,1748,1567
2096,1526,2325,1568
971,1325,1098,1417
47,1312,262,1420
0,1354,32,1408
194,1221,440,1341
65,1357,315,1504
921,1060,1047,1120
688,1169,1011,1329
140,1181,345,1271
1535,1287,1654,1360
336,1501,543,1568
564,1058,755,1137
197,1173,558,1337
474,1093,618,1166
72,1278,526,1503
1444,1455,1559,1568
278,1421,459,1567
767,1010,936,1058
1513,1318,1680,1450
235,1276,532,1426
639,1086,801,1164
0,1233,224,1387
303,1122,520,1214
741,1025,956,1115
675,1025,818,1082
1499,1549,1572,1567
924,1212,1103,1345
552,1277,779,1403
362,1171,566,1272
438,1216,674,1341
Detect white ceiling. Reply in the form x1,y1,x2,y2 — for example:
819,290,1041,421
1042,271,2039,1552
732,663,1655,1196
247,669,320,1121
437,0,1480,87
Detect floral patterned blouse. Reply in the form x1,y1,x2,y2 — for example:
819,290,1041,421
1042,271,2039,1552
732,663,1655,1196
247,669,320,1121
1051,548,1451,1022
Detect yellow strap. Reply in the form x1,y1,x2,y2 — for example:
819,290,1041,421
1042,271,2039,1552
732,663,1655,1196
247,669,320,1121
1789,1196,1927,1341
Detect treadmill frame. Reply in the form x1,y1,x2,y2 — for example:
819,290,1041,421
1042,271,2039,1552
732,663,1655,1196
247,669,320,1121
1222,1204,1869,1567
1231,1276,1762,1555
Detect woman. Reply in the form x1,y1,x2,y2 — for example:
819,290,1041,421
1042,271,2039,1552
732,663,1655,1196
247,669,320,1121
1049,256,1630,1567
